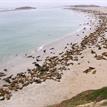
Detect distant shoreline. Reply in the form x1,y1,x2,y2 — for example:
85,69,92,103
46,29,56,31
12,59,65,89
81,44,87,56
0,6,36,12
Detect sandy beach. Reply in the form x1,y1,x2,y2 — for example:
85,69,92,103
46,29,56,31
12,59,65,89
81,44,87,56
1,5,107,107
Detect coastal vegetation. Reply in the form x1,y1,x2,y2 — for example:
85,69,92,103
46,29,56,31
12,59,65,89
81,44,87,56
50,87,107,107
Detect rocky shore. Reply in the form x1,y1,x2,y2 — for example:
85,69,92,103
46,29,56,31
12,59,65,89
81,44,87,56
48,6,107,107
1,5,107,107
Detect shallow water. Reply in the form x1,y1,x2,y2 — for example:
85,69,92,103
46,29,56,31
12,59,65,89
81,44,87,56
0,7,88,63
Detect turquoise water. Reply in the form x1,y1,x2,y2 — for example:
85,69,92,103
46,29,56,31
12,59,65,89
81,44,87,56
0,7,87,62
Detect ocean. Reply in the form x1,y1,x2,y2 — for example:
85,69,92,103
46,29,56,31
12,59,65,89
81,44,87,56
0,7,88,63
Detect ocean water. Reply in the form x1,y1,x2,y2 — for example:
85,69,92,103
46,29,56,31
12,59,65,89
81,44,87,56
0,7,87,63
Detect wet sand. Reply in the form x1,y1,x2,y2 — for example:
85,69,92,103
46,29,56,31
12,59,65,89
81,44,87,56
0,6,107,107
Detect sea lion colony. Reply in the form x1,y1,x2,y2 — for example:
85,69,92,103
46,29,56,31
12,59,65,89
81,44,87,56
0,9,107,101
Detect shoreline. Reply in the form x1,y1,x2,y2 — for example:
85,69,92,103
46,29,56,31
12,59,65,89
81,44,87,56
0,12,93,67
0,7,88,65
0,20,95,80
0,6,106,107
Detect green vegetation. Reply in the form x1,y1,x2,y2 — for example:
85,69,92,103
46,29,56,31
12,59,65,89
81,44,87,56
49,87,107,107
